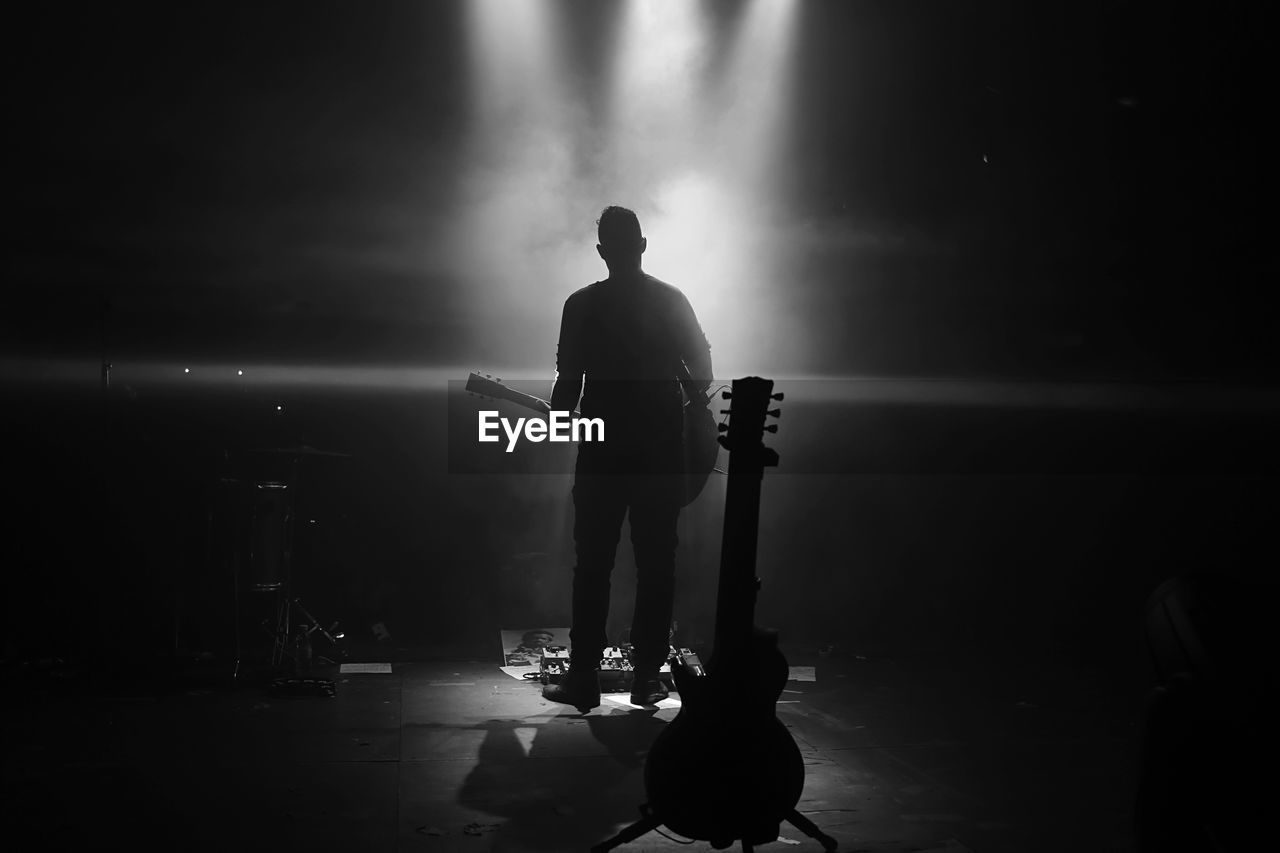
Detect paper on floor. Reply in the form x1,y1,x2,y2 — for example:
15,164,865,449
500,665,543,681
602,694,682,710
339,662,393,674
500,627,570,666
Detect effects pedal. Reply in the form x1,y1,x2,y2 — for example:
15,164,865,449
671,647,705,677
601,645,633,669
599,646,634,691
539,645,570,682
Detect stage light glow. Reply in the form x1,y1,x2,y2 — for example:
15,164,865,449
455,0,802,378
611,0,802,376
92,361,481,392
454,0,595,355
465,0,554,92
713,0,800,189
608,0,709,148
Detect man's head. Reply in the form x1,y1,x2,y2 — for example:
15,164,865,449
596,205,646,272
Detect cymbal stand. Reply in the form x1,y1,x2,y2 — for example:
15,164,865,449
256,453,345,673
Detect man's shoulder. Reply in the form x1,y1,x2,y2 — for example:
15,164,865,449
564,280,606,305
564,274,690,307
640,273,691,304
640,272,680,293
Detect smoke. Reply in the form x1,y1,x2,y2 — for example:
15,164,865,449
439,0,814,378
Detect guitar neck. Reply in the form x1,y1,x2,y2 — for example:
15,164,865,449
707,376,780,671
501,387,555,415
465,373,560,415
712,449,766,662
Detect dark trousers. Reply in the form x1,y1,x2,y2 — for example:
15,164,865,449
569,444,681,671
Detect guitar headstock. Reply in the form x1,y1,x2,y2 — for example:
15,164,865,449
718,376,781,465
464,371,552,415
465,371,506,401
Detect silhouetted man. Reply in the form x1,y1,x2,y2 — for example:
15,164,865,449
543,205,712,710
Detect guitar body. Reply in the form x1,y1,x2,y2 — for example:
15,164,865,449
644,628,805,845
681,399,719,507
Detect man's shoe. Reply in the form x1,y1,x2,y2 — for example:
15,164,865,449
629,670,670,706
543,667,601,711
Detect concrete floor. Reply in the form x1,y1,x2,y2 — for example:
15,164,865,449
2,642,1143,852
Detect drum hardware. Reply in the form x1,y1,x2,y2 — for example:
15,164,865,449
265,597,347,673
248,480,290,592
217,444,350,682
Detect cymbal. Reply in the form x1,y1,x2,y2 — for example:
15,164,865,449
248,444,351,458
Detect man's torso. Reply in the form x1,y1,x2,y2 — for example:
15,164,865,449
566,273,689,448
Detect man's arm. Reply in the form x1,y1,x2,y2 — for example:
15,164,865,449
549,294,584,414
676,291,712,398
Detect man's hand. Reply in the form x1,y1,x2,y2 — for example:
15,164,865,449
684,385,711,410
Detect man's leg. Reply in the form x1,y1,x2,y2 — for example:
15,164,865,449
544,465,627,709
627,472,680,704
569,471,629,662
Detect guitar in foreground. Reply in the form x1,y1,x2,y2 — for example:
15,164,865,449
464,370,720,507
592,376,837,853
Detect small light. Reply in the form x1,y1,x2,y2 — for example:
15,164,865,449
277,405,283,411
334,632,345,639
184,368,190,374
238,370,244,376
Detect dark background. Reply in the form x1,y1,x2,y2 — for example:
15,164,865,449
4,1,1275,677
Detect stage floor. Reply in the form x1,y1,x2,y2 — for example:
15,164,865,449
2,646,1141,852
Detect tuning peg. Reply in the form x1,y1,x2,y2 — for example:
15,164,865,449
717,423,729,432
722,391,732,400
767,408,781,418
720,409,731,415
764,424,778,433
771,392,784,401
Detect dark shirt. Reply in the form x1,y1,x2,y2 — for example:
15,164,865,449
550,271,712,450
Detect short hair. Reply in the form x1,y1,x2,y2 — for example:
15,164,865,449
597,206,643,252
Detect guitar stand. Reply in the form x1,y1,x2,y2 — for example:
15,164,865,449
590,803,838,853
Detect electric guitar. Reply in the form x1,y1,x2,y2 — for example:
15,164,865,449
464,371,720,507
640,377,816,848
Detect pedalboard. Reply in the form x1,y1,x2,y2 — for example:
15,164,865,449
540,643,695,690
